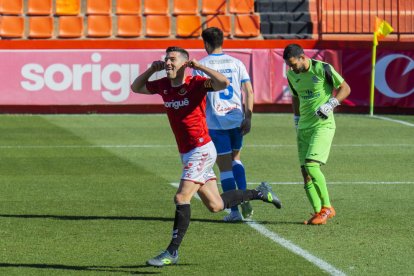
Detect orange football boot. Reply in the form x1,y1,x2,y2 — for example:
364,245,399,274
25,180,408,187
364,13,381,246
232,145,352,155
321,206,336,219
304,212,328,225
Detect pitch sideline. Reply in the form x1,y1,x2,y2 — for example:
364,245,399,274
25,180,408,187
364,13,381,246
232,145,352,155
170,183,346,276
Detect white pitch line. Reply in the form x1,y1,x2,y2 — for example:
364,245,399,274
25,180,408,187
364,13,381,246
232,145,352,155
170,183,346,276
0,144,413,149
371,115,414,127
247,181,414,185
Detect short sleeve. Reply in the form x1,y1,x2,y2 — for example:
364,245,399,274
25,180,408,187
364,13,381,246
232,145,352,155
145,80,160,95
328,64,345,89
238,61,251,83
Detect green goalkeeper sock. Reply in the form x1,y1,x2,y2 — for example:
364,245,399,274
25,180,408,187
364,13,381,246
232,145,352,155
305,162,331,208
304,180,321,213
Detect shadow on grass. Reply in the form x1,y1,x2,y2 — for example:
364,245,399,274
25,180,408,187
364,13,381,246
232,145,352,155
0,262,164,274
0,214,231,224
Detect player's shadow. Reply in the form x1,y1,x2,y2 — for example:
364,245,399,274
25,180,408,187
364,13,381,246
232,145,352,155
251,220,305,225
0,214,226,224
0,262,195,274
0,262,163,274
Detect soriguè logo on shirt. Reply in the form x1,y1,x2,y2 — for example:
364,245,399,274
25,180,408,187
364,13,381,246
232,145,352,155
164,98,189,109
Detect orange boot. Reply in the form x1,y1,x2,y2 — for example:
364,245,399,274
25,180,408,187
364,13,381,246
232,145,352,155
304,212,328,225
321,206,336,219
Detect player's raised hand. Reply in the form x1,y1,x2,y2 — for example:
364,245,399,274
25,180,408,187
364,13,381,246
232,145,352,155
186,59,201,70
151,60,166,72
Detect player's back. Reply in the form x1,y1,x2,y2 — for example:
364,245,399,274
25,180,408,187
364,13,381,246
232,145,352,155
195,53,251,130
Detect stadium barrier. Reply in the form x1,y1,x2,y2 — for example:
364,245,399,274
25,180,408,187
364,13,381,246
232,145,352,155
0,39,413,114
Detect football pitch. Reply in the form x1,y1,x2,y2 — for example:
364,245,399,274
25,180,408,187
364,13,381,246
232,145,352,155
0,113,413,275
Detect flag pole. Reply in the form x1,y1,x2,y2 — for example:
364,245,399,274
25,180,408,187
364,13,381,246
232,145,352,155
369,32,378,116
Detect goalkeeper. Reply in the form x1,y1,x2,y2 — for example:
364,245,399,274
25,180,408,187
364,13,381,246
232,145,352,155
283,44,351,225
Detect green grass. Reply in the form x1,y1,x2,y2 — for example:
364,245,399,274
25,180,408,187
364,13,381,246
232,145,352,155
0,114,413,275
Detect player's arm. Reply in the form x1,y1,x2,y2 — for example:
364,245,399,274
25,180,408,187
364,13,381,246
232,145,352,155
240,81,254,135
131,61,165,94
187,59,229,91
333,80,351,103
292,95,300,128
315,80,351,119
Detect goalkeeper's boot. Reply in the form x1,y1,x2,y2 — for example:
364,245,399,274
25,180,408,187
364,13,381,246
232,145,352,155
241,201,254,219
304,212,328,225
256,182,282,209
146,250,178,267
223,210,243,222
321,206,336,219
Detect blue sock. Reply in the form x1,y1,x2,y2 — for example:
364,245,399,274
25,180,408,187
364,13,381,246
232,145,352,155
232,160,247,191
220,171,238,212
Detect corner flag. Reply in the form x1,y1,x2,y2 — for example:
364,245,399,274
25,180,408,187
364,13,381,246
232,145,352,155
374,17,394,45
370,17,394,116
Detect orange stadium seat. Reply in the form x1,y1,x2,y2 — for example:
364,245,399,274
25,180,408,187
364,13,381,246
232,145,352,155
27,0,52,15
116,15,141,37
116,0,141,15
55,0,81,15
234,14,260,37
28,16,54,38
58,15,83,38
87,15,112,38
173,0,198,15
201,0,226,15
0,16,24,38
0,0,23,15
229,0,254,14
206,15,231,37
87,0,111,15
145,15,171,37
143,0,169,15
176,15,202,38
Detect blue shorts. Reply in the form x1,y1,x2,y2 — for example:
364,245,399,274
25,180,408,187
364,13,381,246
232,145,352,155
209,128,243,155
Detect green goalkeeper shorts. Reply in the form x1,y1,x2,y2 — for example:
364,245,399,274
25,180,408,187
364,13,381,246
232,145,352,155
297,126,336,166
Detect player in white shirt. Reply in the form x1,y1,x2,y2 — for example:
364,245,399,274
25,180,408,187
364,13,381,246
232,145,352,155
194,27,255,222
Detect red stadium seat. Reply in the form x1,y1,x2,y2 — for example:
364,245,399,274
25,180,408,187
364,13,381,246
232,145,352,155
87,15,112,38
116,15,141,37
206,15,231,37
28,16,54,39
176,15,202,38
173,0,198,15
87,0,111,15
0,16,24,38
143,0,169,15
116,0,141,15
0,0,23,15
234,14,260,37
229,0,254,14
58,15,83,38
27,0,52,16
145,15,171,37
201,0,226,15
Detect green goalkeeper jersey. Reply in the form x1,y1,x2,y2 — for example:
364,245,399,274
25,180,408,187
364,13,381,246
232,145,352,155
287,59,344,129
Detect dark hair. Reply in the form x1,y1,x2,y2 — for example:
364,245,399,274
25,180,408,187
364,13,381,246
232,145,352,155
283,44,304,60
166,46,189,60
201,27,224,49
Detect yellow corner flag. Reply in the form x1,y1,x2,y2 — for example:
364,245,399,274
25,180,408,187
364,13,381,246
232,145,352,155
374,17,394,45
370,17,394,116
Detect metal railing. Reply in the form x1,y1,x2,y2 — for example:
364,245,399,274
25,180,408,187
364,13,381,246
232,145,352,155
317,0,414,40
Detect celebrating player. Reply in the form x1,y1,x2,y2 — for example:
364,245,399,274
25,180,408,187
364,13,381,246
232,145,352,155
283,44,351,225
131,46,282,267
194,27,255,222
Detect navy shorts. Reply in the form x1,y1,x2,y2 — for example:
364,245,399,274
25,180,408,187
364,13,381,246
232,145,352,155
209,128,243,155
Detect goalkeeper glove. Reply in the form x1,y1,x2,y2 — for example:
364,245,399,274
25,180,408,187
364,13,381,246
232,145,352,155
315,98,340,120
